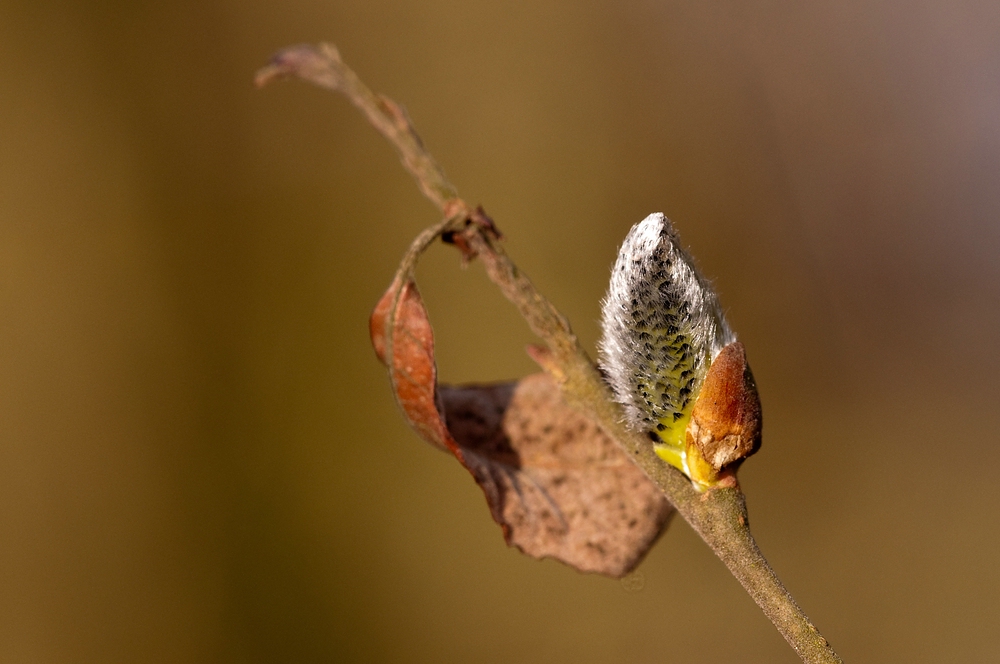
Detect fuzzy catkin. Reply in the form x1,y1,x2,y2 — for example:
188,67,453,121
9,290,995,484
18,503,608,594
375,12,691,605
599,213,734,445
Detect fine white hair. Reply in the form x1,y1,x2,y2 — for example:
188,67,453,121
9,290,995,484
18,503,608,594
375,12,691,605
598,213,734,433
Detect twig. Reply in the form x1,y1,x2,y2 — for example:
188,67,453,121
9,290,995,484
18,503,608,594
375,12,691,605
256,43,458,209
256,42,843,664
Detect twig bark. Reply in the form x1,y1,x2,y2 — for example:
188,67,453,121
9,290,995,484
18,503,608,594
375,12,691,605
256,42,843,664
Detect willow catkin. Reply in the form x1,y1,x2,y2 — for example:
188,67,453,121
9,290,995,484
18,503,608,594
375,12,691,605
599,213,735,470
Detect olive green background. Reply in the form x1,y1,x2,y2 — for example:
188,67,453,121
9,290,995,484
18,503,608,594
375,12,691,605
2,1,998,662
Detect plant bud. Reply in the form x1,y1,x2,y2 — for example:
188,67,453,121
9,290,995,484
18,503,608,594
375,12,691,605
599,213,760,487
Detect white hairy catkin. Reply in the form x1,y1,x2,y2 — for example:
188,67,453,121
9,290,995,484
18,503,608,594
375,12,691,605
599,213,735,447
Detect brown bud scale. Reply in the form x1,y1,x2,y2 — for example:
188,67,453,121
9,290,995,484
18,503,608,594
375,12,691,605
686,341,762,471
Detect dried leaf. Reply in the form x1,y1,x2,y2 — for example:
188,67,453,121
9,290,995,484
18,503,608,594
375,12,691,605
370,277,454,454
441,374,673,577
370,277,673,577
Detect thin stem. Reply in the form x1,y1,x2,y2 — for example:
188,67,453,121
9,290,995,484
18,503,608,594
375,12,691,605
255,43,458,208
675,487,840,664
256,43,843,664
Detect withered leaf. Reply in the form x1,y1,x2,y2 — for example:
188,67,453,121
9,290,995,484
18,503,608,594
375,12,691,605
370,277,673,577
440,374,673,577
370,277,455,454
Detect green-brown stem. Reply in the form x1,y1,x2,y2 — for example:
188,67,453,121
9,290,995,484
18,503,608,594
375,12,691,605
256,42,843,664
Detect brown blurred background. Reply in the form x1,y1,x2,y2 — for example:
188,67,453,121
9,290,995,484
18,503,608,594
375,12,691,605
2,0,998,662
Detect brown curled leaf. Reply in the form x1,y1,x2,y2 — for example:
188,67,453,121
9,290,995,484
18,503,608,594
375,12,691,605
370,277,455,454
370,278,672,576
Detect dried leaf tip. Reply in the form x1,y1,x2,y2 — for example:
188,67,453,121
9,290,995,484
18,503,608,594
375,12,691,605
598,213,759,486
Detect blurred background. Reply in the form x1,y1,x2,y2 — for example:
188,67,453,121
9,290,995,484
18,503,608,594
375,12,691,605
2,0,998,661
